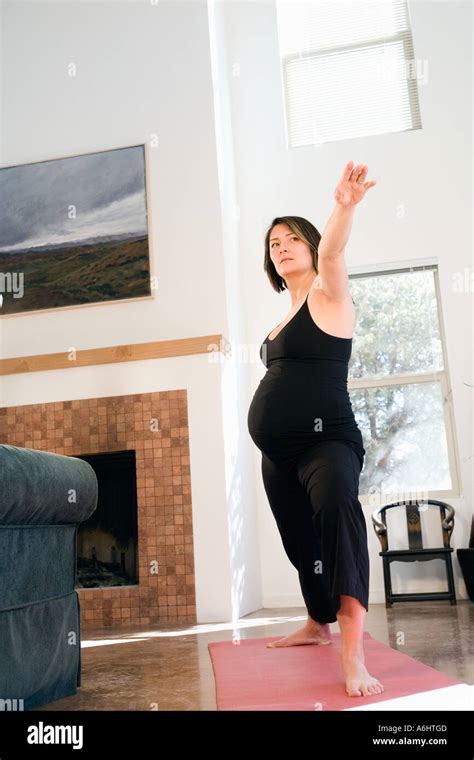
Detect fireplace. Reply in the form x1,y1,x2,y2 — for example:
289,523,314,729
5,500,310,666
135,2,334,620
0,390,196,628
76,450,138,588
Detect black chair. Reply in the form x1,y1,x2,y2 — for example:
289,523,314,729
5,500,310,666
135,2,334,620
371,499,456,607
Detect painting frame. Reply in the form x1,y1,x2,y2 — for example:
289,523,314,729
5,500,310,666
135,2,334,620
0,142,155,318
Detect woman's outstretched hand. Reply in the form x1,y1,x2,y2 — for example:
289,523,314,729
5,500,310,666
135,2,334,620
334,161,377,206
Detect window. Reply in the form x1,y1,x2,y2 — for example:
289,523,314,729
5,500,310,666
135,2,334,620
276,0,422,148
348,265,460,500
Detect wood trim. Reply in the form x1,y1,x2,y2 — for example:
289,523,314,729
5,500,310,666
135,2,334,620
0,335,224,376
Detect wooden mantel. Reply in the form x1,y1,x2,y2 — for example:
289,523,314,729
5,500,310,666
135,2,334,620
0,335,224,376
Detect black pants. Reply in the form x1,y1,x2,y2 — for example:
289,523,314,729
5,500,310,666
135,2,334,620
261,440,369,625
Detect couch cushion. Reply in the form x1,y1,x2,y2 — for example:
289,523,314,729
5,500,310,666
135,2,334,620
0,591,81,709
0,444,97,524
0,525,78,611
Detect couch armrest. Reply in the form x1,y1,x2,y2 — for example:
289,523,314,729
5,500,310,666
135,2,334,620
0,444,98,524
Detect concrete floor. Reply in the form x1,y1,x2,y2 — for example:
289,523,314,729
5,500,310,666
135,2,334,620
37,601,473,711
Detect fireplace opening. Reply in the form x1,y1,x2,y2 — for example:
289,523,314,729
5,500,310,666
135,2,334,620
75,450,139,588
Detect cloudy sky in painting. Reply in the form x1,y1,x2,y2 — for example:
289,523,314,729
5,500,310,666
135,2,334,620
0,145,148,253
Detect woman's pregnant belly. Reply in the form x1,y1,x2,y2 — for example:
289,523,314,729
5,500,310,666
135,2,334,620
247,364,362,465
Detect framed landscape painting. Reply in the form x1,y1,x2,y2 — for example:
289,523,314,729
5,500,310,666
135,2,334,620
0,144,152,316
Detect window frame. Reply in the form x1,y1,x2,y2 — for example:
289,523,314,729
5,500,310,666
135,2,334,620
278,0,422,149
347,260,462,502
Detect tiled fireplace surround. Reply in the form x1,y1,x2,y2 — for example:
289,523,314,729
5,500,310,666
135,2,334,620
0,390,196,629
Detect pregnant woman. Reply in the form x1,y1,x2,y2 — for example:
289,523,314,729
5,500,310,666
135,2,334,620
247,161,384,698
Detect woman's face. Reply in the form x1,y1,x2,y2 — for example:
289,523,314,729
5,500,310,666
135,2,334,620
269,224,313,278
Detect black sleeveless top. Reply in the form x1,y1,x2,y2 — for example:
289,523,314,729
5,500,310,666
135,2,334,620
247,292,365,469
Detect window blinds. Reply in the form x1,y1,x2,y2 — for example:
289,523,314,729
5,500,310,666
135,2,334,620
276,0,422,147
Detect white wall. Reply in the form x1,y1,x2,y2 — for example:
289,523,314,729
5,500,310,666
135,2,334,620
216,0,472,604
1,0,225,351
0,0,261,623
1,0,472,619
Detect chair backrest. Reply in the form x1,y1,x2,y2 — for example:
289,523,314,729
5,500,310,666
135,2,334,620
371,499,455,552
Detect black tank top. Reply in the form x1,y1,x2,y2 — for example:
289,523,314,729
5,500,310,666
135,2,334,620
247,291,365,469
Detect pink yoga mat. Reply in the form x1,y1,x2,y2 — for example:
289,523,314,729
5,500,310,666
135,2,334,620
208,632,463,711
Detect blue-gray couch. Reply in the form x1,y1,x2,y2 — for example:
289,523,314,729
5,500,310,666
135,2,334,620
0,444,98,710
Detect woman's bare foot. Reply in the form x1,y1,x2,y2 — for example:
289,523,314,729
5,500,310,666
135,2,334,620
267,616,332,648
342,654,384,697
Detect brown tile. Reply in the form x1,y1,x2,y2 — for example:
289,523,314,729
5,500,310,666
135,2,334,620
1,390,196,629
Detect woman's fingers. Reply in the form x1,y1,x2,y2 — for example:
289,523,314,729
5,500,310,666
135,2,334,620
342,162,376,193
354,164,367,182
349,163,363,181
342,161,354,181
347,163,357,181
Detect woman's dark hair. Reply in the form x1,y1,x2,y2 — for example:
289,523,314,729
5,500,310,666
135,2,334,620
264,215,321,293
